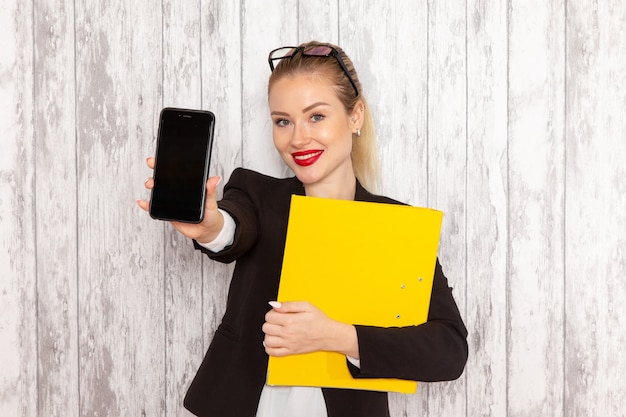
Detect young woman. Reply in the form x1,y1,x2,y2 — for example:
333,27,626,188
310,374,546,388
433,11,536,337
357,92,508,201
138,41,468,417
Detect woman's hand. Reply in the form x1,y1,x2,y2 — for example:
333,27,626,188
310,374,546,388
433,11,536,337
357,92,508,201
262,301,359,358
136,157,224,243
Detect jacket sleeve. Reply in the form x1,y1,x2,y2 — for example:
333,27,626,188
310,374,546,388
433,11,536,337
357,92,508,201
349,259,468,382
192,168,259,264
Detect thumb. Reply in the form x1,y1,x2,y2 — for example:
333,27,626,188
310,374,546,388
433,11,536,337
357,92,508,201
205,176,222,205
268,301,310,313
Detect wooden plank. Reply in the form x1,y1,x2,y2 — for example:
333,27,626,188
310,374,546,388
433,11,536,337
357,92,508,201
160,1,204,416
32,0,80,415
199,0,242,352
342,0,429,207
565,1,626,415
0,1,37,416
200,0,244,190
241,0,298,177
465,1,508,416
507,1,565,415
426,1,468,416
74,0,165,415
298,0,339,43
342,1,430,415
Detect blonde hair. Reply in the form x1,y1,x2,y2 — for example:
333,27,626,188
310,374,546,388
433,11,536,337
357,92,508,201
267,41,380,193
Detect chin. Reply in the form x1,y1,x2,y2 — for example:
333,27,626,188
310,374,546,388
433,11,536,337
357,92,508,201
293,170,322,186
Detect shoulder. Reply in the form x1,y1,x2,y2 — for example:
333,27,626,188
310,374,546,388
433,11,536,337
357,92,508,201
227,167,298,188
356,181,406,206
224,168,303,201
228,167,276,183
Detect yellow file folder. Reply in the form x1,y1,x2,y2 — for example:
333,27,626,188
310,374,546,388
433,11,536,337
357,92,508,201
267,195,443,393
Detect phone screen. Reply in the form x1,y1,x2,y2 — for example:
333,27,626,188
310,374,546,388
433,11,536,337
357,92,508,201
149,108,215,223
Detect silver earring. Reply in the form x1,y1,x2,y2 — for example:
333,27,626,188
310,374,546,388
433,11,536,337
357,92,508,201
356,128,361,137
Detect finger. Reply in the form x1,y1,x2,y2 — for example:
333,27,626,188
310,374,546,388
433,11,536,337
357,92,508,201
144,177,154,190
264,310,288,327
262,321,282,336
263,334,283,348
265,346,290,357
136,199,149,212
268,301,282,310
263,336,291,357
146,157,155,169
272,301,312,314
205,176,222,204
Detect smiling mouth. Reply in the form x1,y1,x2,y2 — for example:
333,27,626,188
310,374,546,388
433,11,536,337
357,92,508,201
292,150,323,166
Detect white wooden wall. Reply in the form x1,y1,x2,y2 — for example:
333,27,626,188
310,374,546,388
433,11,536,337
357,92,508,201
1,1,625,416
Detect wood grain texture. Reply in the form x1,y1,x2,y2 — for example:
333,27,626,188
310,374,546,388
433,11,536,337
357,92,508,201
161,2,205,416
343,0,429,207
0,1,37,416
2,1,626,416
465,1,508,416
508,1,566,415
298,0,339,43
565,1,626,416
33,1,80,415
426,1,468,416
74,0,164,415
199,0,242,371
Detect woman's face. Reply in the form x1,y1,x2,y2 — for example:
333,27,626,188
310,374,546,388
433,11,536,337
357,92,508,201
269,74,361,193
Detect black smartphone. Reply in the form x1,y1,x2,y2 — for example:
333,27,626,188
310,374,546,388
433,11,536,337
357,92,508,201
149,108,215,223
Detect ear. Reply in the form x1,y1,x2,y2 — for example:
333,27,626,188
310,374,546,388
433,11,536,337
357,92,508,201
350,100,365,134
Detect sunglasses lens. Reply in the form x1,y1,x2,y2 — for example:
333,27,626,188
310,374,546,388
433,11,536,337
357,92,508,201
303,45,333,56
271,47,298,60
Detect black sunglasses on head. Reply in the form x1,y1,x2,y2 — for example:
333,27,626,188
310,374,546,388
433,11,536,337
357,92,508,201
268,45,360,98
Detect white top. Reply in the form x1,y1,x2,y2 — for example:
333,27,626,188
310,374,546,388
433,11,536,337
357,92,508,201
256,385,327,417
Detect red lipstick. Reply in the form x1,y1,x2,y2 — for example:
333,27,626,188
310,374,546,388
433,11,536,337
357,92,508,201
292,150,323,167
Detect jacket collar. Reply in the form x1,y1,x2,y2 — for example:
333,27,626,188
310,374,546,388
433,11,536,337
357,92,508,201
289,176,374,202
354,179,375,202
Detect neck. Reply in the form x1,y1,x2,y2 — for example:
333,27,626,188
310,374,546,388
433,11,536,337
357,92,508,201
304,176,357,200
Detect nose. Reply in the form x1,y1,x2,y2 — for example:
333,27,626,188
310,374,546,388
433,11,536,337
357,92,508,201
290,121,311,148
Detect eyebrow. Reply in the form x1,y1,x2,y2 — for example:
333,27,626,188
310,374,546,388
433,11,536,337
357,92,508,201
270,101,330,117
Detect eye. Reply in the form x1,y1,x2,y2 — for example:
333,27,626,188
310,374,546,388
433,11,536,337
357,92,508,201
273,118,290,127
310,113,325,122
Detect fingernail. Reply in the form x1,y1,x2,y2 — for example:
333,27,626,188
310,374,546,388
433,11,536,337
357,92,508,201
268,301,282,309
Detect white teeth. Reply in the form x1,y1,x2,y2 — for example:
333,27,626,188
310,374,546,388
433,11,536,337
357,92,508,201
294,151,322,160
